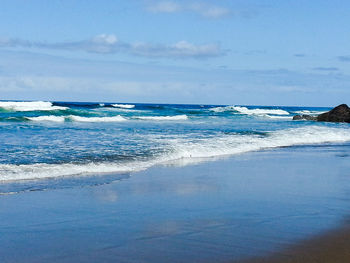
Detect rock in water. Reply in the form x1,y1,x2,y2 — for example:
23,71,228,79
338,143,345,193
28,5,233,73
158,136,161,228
317,104,350,123
293,114,317,121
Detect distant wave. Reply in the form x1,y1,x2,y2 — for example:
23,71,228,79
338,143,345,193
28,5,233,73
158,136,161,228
26,116,66,122
111,104,135,109
22,113,291,123
18,115,188,123
293,110,327,115
68,115,127,122
135,115,188,121
0,101,67,112
24,115,127,122
210,106,289,115
265,115,293,120
2,126,350,181
52,102,101,108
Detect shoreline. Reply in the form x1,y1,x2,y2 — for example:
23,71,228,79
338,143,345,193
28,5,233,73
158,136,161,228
1,145,350,262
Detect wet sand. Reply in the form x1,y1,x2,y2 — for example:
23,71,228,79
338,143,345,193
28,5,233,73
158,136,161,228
240,221,350,263
1,144,350,262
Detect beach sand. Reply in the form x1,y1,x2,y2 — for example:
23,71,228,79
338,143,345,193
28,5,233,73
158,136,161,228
240,221,350,263
1,144,350,263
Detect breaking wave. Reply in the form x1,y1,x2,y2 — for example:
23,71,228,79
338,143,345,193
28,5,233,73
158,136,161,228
135,115,188,121
23,115,127,122
210,106,289,115
112,104,135,109
26,116,66,122
1,126,350,181
68,115,127,122
0,101,67,112
265,115,293,120
293,110,327,115
15,115,188,123
165,126,350,159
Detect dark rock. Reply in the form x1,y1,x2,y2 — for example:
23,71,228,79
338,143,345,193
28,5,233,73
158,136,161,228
292,114,317,121
317,104,350,123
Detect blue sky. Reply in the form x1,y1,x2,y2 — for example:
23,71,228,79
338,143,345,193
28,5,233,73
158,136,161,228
0,0,350,106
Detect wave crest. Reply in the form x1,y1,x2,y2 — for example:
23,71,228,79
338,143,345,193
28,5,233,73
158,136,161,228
0,101,67,112
26,116,66,122
210,106,289,115
68,115,127,122
293,110,327,115
111,104,135,109
135,115,188,121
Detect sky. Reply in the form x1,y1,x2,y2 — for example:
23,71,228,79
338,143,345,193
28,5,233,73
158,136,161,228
0,0,350,106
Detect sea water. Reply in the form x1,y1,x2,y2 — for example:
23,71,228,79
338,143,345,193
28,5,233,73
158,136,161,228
0,100,350,194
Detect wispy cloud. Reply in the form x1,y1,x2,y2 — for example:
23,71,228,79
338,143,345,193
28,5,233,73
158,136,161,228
2,50,350,105
189,2,231,18
337,55,350,62
0,34,226,59
148,1,181,13
312,67,339,71
130,40,224,58
147,1,231,18
0,37,32,47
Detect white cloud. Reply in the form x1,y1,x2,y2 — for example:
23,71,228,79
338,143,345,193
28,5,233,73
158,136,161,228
189,3,230,18
130,40,224,58
92,34,118,45
0,75,205,103
147,1,231,18
0,34,225,59
148,1,180,13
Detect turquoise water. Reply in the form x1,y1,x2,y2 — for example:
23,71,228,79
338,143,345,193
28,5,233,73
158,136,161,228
1,100,350,194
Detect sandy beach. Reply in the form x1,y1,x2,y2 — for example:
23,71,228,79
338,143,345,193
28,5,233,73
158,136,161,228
1,144,350,263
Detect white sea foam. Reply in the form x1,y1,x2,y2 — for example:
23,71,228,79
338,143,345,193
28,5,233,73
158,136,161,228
0,101,67,111
165,126,350,160
265,115,293,120
209,106,233,112
99,107,144,113
293,110,327,115
0,162,148,181
112,104,135,109
25,115,127,123
26,116,66,122
210,106,289,115
1,126,350,181
68,115,127,122
135,115,188,121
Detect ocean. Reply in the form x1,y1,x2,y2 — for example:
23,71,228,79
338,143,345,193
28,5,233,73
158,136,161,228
1,100,350,194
